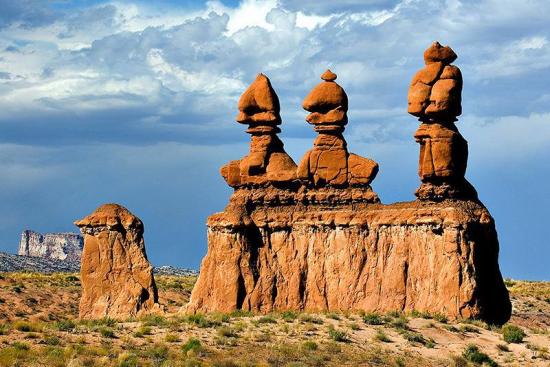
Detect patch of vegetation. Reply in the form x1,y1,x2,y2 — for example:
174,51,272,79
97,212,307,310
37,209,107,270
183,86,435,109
256,315,277,324
133,325,152,337
327,326,348,342
496,343,510,352
54,319,76,331
217,326,239,338
390,316,409,330
374,330,392,343
165,333,179,343
99,327,116,338
186,313,220,328
362,312,384,325
459,324,480,334
43,335,61,346
145,343,169,365
141,315,168,327
181,337,202,355
502,324,525,343
13,320,42,332
228,309,253,318
299,314,323,324
462,344,498,366
301,341,318,351
326,312,341,320
280,310,298,322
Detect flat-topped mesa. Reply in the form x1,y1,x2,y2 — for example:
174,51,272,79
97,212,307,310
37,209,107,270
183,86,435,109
221,74,297,187
408,42,476,201
75,203,161,319
297,70,379,199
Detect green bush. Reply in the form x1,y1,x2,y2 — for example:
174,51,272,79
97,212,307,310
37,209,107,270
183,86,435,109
133,326,152,337
462,344,497,366
363,312,383,325
374,330,391,343
302,341,318,351
55,319,76,331
502,324,525,343
43,335,61,346
328,326,348,342
280,311,298,322
257,315,277,324
299,314,323,324
99,327,115,338
181,337,202,354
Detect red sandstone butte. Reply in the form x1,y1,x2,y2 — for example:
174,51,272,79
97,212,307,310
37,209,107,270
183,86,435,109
75,203,161,319
185,61,511,325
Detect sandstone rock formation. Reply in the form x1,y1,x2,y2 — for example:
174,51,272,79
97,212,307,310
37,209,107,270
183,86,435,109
408,42,476,200
221,74,297,187
186,65,511,324
18,230,83,262
75,203,161,319
297,70,379,199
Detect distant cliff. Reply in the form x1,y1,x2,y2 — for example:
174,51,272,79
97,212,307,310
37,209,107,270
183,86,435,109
18,230,83,262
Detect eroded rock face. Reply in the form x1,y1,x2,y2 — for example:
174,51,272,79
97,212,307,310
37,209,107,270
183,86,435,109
18,230,83,262
186,189,510,324
74,203,161,319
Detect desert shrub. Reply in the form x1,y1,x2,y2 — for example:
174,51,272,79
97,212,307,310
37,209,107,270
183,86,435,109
84,317,117,328
99,327,115,338
141,315,168,327
55,319,77,331
362,312,383,325
186,314,219,328
433,313,448,323
13,320,42,332
229,309,253,318
181,337,202,354
43,335,61,346
133,326,152,337
326,312,341,320
502,324,525,343
462,344,497,366
299,314,323,324
117,353,139,367
11,342,30,351
374,330,391,343
327,326,348,342
165,333,179,343
459,324,480,333
301,341,318,351
65,275,79,282
391,316,409,330
217,327,238,338
145,343,169,365
386,310,402,318
0,324,10,335
349,322,360,330
256,315,277,324
280,310,298,322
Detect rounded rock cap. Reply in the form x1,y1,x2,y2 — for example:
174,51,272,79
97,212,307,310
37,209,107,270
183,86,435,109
303,70,348,112
74,203,143,232
424,41,457,65
236,73,281,125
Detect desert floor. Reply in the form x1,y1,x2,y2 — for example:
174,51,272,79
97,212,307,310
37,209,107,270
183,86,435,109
0,273,548,367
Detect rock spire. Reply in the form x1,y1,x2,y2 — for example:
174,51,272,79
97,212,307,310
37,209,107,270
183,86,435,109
75,203,161,319
297,70,379,193
221,74,297,187
408,42,476,200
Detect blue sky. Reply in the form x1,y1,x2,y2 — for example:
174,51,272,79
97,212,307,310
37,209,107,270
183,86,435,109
0,0,548,280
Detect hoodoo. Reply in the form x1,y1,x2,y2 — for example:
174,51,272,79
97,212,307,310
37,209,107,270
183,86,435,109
75,203,161,319
186,47,511,324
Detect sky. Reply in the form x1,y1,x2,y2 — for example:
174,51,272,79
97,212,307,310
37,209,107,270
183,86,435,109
0,0,548,280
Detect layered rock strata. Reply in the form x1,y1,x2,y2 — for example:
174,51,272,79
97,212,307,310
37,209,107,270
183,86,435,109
408,42,476,200
186,189,510,325
75,203,161,319
18,230,83,262
186,62,511,324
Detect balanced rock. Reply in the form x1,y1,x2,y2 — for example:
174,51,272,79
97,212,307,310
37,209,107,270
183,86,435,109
408,42,474,200
75,203,161,319
221,74,297,187
297,70,379,192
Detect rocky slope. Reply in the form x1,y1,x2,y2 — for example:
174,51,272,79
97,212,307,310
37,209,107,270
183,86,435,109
18,230,83,261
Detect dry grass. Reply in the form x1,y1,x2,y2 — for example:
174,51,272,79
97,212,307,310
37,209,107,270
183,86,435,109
0,273,548,366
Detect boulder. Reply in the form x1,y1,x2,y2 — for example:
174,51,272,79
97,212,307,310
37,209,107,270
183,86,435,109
74,203,161,319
